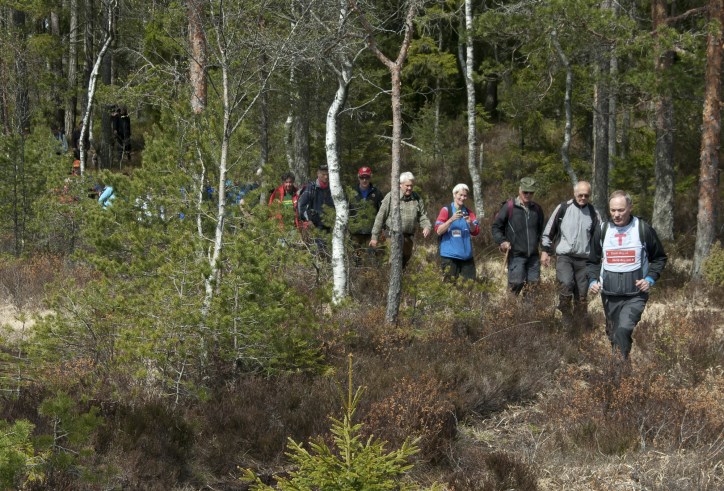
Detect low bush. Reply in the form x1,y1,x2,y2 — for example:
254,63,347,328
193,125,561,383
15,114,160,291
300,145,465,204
703,241,724,287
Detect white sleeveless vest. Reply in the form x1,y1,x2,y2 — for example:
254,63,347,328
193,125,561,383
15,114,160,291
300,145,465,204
602,217,644,273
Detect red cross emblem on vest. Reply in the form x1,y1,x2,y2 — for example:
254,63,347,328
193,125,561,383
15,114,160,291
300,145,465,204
614,232,626,246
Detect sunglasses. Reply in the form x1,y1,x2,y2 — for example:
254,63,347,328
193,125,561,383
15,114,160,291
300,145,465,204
359,176,370,179
522,191,535,195
576,193,590,198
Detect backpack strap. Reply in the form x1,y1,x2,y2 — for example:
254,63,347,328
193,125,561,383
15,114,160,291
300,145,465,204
506,198,514,221
438,204,453,243
556,200,570,224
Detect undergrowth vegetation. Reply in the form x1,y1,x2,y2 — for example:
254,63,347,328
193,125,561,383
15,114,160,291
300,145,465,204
0,204,721,489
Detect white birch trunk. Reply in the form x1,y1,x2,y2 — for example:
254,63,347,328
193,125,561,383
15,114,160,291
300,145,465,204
325,0,356,304
202,36,231,317
326,61,352,304
464,0,484,217
79,0,115,174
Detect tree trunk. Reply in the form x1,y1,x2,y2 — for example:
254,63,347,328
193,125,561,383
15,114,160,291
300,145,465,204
293,75,310,184
607,1,620,171
100,8,113,169
79,2,114,174
692,0,723,278
463,0,485,217
620,107,630,160
50,9,65,129
64,0,79,139
351,0,417,324
591,71,609,215
326,62,353,304
258,62,269,204
187,0,207,114
552,30,577,186
608,54,617,170
651,0,675,240
13,9,30,136
385,67,405,324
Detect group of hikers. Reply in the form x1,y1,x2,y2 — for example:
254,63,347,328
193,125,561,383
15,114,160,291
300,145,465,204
269,168,668,362
57,152,668,362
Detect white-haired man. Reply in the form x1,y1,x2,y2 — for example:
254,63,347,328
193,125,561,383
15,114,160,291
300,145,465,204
370,171,431,268
541,181,600,327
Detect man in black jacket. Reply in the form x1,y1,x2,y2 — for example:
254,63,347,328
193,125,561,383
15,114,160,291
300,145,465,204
348,166,383,265
587,190,667,360
491,177,545,295
297,164,335,257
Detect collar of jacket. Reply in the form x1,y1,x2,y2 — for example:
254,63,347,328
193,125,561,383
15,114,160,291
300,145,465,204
400,191,417,202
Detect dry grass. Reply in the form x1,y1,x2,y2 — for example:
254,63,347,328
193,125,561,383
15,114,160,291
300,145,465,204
1,246,722,489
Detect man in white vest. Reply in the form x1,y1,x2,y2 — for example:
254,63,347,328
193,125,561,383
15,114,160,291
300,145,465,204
587,190,667,360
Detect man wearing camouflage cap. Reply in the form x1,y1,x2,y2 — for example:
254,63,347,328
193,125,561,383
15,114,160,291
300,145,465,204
491,177,546,295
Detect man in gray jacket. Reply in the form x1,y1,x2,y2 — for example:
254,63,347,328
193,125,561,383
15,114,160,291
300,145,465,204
541,181,600,326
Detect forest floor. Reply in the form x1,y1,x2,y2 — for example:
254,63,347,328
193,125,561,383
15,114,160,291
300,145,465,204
0,250,722,490
451,254,724,491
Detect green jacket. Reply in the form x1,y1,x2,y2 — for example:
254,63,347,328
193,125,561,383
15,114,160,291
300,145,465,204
371,190,432,240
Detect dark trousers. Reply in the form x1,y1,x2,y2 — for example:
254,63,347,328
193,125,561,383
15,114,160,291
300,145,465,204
402,234,415,268
507,255,540,295
441,256,476,281
602,293,648,359
556,255,589,315
350,234,378,266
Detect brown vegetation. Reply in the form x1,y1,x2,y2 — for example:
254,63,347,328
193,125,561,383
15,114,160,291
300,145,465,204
0,250,722,489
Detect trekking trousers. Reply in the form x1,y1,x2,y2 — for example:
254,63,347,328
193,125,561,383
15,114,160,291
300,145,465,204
556,255,589,311
601,292,648,359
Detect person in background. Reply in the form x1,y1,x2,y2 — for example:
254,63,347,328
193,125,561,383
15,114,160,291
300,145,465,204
268,172,298,228
297,164,335,257
541,180,600,328
587,190,667,361
369,171,431,268
435,183,480,281
491,176,545,295
348,166,383,265
98,182,115,208
118,106,132,162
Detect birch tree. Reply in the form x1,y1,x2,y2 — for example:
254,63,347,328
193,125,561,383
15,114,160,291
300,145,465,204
321,0,365,304
79,0,116,174
462,0,484,217
197,0,297,315
187,0,207,114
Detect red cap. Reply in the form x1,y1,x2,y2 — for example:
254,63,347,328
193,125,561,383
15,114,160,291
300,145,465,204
358,166,372,177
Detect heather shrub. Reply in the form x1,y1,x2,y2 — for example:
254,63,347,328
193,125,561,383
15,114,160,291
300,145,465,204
242,357,439,490
636,309,723,381
446,445,539,491
703,241,724,287
545,359,724,455
0,255,64,311
96,399,195,488
195,374,337,473
363,374,456,462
